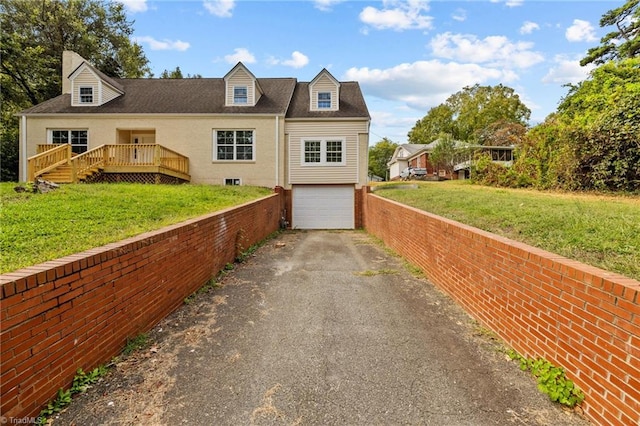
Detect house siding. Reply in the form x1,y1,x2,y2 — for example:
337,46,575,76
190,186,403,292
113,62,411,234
286,120,368,186
70,68,120,106
309,75,338,111
24,114,282,187
225,69,258,106
101,85,121,104
71,69,98,106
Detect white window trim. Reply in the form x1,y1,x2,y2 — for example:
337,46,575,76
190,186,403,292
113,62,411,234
233,86,248,105
212,129,256,162
48,129,89,153
300,138,346,166
317,91,331,109
79,86,94,104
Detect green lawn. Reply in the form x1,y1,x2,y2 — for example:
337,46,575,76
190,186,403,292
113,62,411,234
374,181,640,281
3,181,639,281
0,183,272,274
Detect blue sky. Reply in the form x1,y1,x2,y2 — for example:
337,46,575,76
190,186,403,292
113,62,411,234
120,0,616,144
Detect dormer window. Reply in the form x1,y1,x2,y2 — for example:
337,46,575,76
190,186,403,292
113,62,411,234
79,87,93,103
309,69,340,111
318,92,331,109
68,60,124,107
234,86,248,104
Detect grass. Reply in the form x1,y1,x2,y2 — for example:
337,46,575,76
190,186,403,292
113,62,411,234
374,180,640,281
0,183,272,273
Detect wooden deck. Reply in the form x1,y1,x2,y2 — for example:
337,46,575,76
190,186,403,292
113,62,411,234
29,144,190,183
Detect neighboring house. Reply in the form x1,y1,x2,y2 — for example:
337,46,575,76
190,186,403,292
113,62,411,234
387,144,430,181
388,141,514,180
17,51,370,229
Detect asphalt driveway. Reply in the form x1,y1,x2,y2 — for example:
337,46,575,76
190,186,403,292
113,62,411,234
54,231,589,425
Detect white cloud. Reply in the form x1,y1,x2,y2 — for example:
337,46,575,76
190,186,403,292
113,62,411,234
566,19,597,42
370,110,416,129
134,36,190,51
451,8,466,22
269,51,310,69
520,21,540,34
370,110,420,142
203,0,235,17
359,0,433,31
282,51,310,69
120,0,148,13
343,60,514,110
224,48,256,64
430,32,544,69
542,55,595,84
313,0,344,12
490,0,524,6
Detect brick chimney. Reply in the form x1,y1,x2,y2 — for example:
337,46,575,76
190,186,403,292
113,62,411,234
61,51,87,94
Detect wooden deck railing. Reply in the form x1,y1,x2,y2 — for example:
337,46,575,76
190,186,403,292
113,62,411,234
37,144,67,154
28,144,189,182
70,146,107,182
28,144,72,180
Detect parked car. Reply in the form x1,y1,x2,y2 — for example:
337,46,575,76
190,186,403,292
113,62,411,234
400,167,427,180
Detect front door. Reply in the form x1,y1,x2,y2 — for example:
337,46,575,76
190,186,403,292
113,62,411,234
131,133,155,162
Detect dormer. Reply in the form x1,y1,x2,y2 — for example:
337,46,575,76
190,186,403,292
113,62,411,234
309,69,340,112
224,63,263,107
68,63,124,107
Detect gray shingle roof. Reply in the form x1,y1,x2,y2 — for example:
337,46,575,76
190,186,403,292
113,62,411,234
20,78,297,115
70,61,124,93
19,77,370,120
285,82,370,119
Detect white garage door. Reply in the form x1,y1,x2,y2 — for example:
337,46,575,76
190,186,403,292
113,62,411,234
292,185,355,229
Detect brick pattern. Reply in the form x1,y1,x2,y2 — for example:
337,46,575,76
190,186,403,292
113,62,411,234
0,193,282,420
363,193,640,426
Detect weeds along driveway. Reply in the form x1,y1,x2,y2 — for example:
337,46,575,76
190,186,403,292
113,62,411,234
53,231,589,426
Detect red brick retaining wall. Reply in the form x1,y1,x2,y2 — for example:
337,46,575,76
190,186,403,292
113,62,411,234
0,193,282,421
363,192,640,426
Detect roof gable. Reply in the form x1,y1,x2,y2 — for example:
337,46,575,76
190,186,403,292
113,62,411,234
68,62,124,107
308,69,340,111
223,62,263,107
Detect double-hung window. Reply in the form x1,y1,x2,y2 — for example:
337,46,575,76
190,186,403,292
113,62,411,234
302,138,345,166
79,87,93,103
51,129,88,154
318,92,331,109
215,130,254,161
234,86,248,104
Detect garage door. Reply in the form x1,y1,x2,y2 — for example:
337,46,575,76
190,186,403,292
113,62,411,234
292,185,355,229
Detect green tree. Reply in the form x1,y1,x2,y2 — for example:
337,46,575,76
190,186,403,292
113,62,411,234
160,66,203,78
569,90,640,191
408,84,530,144
581,0,640,66
558,58,640,126
407,104,454,145
0,0,151,182
509,58,640,191
510,114,574,190
476,120,527,147
368,138,398,180
160,67,185,79
429,134,470,177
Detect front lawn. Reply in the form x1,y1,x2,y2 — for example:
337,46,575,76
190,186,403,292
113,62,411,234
374,181,640,281
0,183,272,274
